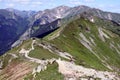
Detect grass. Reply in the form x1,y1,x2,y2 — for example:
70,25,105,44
44,17,120,71
1,15,120,80
6,39,32,54
35,62,64,80
24,62,64,80
0,54,13,68
0,39,34,69
29,45,60,59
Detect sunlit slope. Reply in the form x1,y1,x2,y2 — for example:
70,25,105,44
45,16,120,71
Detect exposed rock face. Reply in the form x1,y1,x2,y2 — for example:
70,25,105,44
30,5,120,39
33,6,70,25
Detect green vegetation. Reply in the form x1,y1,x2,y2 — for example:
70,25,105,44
95,17,120,35
44,17,120,71
29,45,59,59
1,15,120,80
35,62,64,80
0,39,33,69
0,54,13,68
24,62,64,80
7,39,32,54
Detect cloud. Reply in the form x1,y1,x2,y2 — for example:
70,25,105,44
5,0,42,5
11,0,30,2
31,1,42,5
6,3,15,7
69,0,82,5
12,0,31,4
2,0,43,9
84,0,95,2
24,1,43,8
3,0,31,4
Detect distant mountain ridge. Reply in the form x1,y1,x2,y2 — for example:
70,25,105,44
32,5,120,25
0,9,29,55
0,6,120,80
0,5,120,80
0,5,120,55
6,8,36,18
30,5,120,38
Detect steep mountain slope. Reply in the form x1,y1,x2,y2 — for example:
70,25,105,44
0,9,29,55
31,5,120,39
1,5,120,55
0,14,120,80
32,6,70,25
45,15,120,71
63,5,120,24
31,5,120,27
87,8,120,24
0,5,120,80
31,19,61,38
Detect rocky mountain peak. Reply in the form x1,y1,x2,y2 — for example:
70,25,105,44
53,5,70,10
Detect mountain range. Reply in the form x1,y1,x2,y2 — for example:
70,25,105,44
0,5,120,80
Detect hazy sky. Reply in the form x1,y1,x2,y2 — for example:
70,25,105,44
0,0,120,13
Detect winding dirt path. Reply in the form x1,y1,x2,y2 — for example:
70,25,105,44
19,40,119,80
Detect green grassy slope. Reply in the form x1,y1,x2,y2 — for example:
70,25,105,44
0,15,120,80
0,38,64,80
29,45,59,59
44,17,120,71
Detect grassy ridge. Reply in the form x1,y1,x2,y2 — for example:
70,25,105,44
45,17,120,71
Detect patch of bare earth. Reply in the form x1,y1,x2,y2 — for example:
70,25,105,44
0,61,34,80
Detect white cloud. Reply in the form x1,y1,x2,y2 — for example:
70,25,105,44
30,1,43,7
31,1,42,5
84,0,95,2
3,0,43,9
28,1,43,8
6,3,15,7
14,0,30,4
5,0,42,5
11,0,30,2
69,0,82,5
3,0,31,4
